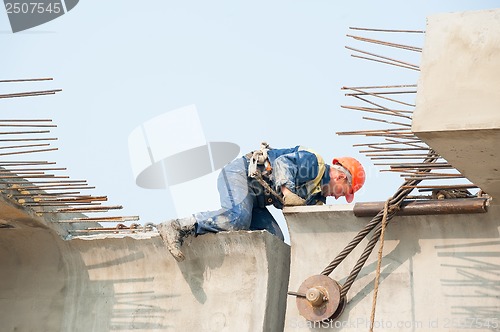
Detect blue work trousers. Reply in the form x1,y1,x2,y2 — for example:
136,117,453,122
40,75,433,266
194,157,284,241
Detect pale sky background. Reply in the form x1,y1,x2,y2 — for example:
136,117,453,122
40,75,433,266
0,1,497,241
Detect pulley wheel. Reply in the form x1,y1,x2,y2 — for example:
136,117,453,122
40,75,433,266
295,274,342,322
330,295,347,320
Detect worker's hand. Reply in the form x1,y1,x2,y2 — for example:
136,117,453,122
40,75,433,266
283,191,306,206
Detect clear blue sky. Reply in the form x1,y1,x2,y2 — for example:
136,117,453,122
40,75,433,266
0,1,497,237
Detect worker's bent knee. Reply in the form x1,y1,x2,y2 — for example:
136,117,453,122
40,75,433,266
194,213,252,234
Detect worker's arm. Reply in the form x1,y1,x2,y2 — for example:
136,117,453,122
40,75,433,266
272,150,320,193
281,185,306,206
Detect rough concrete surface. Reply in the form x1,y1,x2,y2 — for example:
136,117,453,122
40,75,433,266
283,204,500,331
0,199,291,332
413,9,500,201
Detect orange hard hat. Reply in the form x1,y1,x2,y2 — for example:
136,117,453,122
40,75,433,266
332,157,366,203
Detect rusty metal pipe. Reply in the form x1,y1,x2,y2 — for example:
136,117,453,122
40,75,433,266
353,198,488,217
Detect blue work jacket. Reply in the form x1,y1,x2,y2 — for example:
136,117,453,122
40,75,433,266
267,146,330,205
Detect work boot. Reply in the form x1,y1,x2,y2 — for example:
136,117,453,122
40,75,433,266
157,216,196,262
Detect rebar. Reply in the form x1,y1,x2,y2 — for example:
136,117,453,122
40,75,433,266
0,167,66,172
346,46,420,69
0,89,62,99
370,156,441,160
353,140,423,147
0,130,50,135
32,196,107,203
2,180,87,184
0,174,68,179
349,27,425,34
0,123,56,127
337,128,412,136
403,175,465,180
0,119,53,122
0,78,53,83
57,216,140,223
351,54,420,71
0,143,51,150
347,34,422,52
352,95,412,117
401,184,478,190
0,161,55,165
343,84,417,90
0,138,57,142
344,87,416,107
346,90,417,96
360,147,428,153
7,186,94,191
9,192,81,196
38,205,124,213
387,162,452,168
0,147,58,156
341,105,413,120
21,202,103,206
0,78,140,228
361,117,411,127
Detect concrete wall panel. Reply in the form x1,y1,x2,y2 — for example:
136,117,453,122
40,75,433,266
0,212,290,331
413,9,500,132
412,9,500,200
283,204,500,331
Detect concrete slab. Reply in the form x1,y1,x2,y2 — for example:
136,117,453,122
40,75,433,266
0,201,290,331
413,9,500,201
283,204,500,331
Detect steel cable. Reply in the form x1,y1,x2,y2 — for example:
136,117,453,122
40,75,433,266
320,181,415,276
320,152,439,298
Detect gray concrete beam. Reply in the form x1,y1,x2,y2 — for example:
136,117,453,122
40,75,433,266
283,204,500,331
0,208,290,331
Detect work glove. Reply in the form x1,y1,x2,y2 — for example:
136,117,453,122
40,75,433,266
284,192,306,206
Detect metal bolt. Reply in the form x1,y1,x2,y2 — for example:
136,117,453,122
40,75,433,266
306,287,325,307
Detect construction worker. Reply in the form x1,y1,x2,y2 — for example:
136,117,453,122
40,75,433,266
157,144,365,262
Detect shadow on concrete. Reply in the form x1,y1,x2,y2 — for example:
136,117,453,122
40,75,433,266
177,234,225,304
437,240,500,329
338,227,499,332
339,230,421,331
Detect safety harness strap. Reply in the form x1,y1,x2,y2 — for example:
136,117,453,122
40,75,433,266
247,143,327,206
247,141,271,178
298,146,326,199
